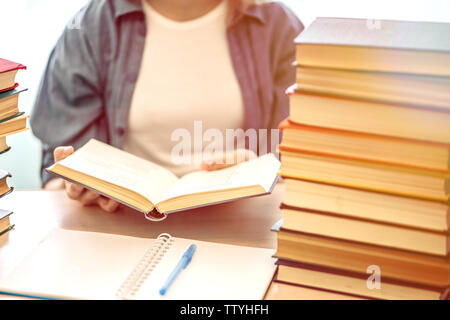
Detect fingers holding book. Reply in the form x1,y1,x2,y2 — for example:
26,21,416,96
97,197,120,213
53,145,120,213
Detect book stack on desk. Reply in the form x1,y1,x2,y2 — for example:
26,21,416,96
274,18,450,300
0,58,28,154
0,58,28,237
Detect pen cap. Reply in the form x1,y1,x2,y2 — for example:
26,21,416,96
182,244,197,266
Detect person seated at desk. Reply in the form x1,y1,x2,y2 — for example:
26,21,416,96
31,0,303,212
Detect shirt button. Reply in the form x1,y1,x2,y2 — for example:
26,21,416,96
127,73,138,82
116,127,125,136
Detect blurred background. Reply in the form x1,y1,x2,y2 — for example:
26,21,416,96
1,0,449,190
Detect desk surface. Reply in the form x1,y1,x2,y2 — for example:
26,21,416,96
0,184,284,299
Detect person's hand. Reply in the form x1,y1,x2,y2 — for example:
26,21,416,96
202,149,257,171
53,146,120,212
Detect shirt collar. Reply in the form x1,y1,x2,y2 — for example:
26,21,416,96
241,4,266,24
114,0,143,19
114,0,266,24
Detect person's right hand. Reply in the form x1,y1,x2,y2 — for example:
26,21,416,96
53,146,120,212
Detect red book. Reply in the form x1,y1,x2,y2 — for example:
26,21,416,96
0,58,26,92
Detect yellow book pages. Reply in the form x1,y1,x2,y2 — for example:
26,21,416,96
0,115,28,136
279,119,450,172
295,18,450,76
296,66,450,109
288,90,450,144
0,70,18,91
280,150,450,202
277,265,443,300
282,208,450,256
275,230,450,287
283,179,450,232
266,281,364,300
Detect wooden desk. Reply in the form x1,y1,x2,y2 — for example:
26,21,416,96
0,183,284,299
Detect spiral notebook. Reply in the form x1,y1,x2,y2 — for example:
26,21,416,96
0,229,276,300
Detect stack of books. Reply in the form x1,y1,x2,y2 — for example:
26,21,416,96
0,58,28,237
274,18,450,300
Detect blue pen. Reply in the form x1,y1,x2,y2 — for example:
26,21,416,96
159,244,197,295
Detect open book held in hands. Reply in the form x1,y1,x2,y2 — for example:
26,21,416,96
46,139,280,221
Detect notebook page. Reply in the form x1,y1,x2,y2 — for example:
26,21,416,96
0,229,154,300
134,237,276,300
0,229,276,300
57,139,179,204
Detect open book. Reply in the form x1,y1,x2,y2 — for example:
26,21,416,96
0,229,276,300
46,139,280,221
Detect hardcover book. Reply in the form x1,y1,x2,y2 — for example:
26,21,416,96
47,139,280,221
295,66,450,110
0,169,13,199
266,280,364,300
280,204,450,256
295,18,450,76
279,118,450,172
0,58,26,92
0,114,28,136
283,178,449,232
0,209,14,237
279,148,450,202
275,259,449,300
0,88,27,122
0,128,29,154
272,222,450,287
287,87,450,144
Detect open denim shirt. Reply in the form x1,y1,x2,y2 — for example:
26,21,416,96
30,0,304,185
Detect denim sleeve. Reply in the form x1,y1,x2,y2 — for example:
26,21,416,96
269,3,304,130
30,3,109,186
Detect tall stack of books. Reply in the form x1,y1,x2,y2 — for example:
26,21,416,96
0,58,28,237
274,18,450,300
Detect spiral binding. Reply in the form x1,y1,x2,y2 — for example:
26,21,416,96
116,233,174,299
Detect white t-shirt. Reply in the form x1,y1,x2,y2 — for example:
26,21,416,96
123,0,244,177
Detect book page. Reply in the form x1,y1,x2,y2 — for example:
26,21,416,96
57,139,179,204
158,153,280,202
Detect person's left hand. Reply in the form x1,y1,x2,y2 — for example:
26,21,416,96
202,149,257,171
